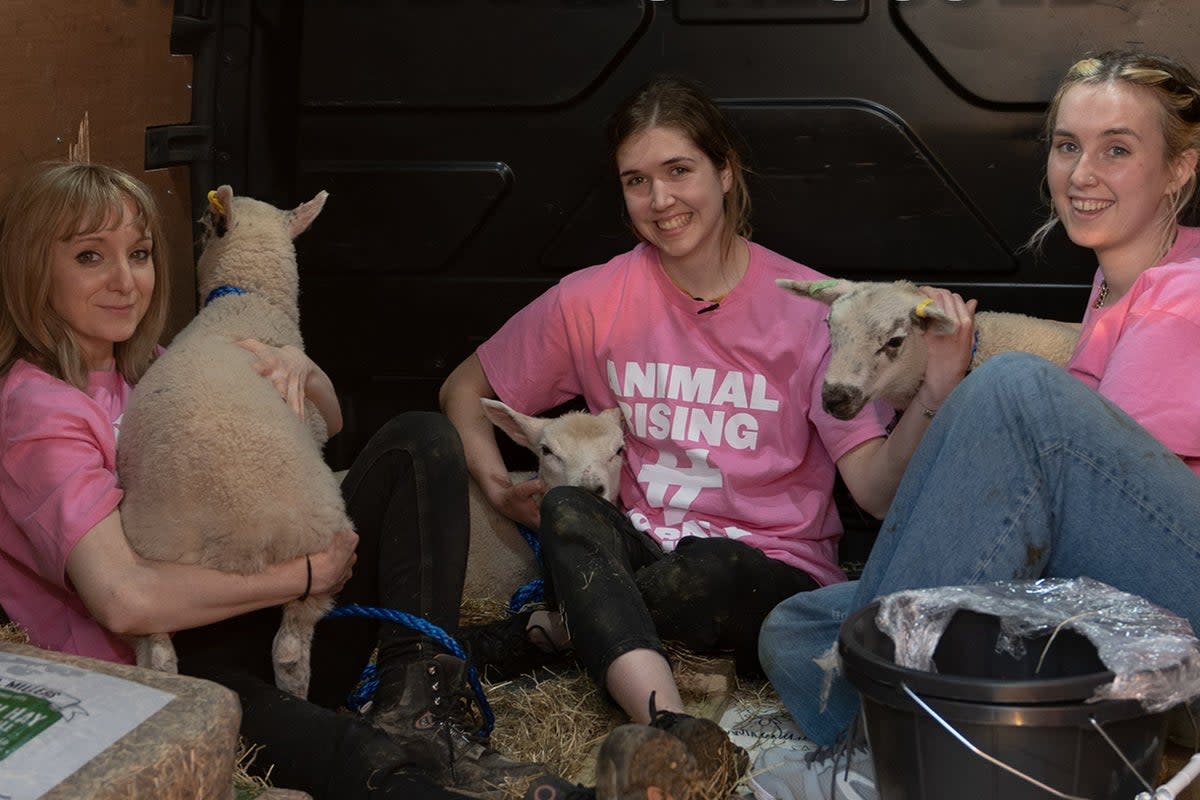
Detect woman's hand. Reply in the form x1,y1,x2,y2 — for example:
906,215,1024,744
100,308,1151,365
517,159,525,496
916,286,977,412
237,339,317,419
487,473,546,530
308,528,358,596
237,339,343,435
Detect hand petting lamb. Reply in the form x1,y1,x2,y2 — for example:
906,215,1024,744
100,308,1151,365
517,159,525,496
117,185,347,698
463,400,625,605
777,278,1081,420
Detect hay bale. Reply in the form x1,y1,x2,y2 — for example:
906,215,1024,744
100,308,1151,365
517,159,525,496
0,622,28,645
0,642,240,800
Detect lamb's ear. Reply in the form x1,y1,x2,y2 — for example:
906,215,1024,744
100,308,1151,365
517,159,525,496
480,398,546,451
776,277,853,306
288,190,329,239
597,407,626,430
911,298,957,335
215,185,235,223
205,185,235,237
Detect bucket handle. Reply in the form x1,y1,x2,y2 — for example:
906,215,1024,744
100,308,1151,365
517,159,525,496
899,682,1156,799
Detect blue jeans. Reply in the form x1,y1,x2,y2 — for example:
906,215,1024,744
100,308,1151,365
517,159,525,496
759,353,1200,746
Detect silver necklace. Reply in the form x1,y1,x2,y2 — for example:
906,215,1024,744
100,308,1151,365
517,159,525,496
1094,280,1109,309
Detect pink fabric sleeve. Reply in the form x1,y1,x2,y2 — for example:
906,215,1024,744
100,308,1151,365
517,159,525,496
477,283,584,413
1096,311,1200,460
0,380,123,586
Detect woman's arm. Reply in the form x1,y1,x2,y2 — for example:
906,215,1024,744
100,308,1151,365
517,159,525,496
236,339,343,436
66,510,358,636
439,352,544,528
836,288,976,517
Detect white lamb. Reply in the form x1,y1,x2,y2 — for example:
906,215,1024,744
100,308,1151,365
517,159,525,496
463,400,625,606
118,186,346,698
776,278,1081,420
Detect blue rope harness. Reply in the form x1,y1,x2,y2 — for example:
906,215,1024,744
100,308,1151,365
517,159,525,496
508,524,545,613
204,284,247,306
326,604,495,737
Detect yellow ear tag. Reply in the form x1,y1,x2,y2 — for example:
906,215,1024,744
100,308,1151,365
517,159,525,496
207,190,225,215
914,298,934,318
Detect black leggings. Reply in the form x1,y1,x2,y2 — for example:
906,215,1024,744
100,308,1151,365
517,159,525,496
173,412,470,799
538,486,820,685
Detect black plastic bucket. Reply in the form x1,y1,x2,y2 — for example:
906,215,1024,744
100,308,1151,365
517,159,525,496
839,602,1170,799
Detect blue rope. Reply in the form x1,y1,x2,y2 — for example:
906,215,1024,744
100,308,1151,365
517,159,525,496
203,284,246,306
325,604,495,737
345,662,379,713
508,523,545,614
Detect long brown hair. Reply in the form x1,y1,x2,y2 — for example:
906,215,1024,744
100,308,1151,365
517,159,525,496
0,162,169,389
1028,50,1200,258
607,74,752,260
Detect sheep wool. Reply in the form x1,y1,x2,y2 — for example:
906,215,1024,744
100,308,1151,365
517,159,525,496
117,186,347,699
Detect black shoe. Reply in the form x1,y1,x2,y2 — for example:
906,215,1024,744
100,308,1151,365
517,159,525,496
369,653,544,796
647,695,748,800
523,773,596,800
458,609,571,681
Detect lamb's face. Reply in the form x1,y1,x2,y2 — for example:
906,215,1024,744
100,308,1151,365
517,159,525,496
821,285,930,419
535,410,625,503
481,399,626,503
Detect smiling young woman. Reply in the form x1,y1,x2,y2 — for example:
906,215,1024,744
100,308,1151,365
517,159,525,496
47,201,156,371
440,74,975,798
0,163,539,799
759,50,1200,798
1046,77,1199,306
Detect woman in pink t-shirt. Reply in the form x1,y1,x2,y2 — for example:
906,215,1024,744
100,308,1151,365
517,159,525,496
440,76,975,793
0,163,539,799
759,49,1200,794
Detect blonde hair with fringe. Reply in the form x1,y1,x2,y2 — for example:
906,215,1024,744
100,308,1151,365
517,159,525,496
1028,50,1200,261
0,162,169,390
607,74,752,263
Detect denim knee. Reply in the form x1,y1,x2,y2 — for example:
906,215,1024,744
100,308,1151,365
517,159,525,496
947,350,1084,421
963,350,1055,394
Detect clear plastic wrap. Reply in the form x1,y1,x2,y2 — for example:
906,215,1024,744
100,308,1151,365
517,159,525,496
875,577,1200,711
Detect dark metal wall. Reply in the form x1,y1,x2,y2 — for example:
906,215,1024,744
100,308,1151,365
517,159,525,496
176,0,1200,465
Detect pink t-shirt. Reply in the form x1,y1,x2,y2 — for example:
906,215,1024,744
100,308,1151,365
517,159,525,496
0,359,135,663
478,241,889,586
1068,225,1200,477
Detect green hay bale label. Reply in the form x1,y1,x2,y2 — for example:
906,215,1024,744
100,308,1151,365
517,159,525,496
0,687,60,761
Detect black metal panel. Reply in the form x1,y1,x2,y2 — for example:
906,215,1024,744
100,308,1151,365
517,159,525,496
196,0,1200,466
296,162,513,275
299,0,648,108
894,0,1200,107
676,0,866,23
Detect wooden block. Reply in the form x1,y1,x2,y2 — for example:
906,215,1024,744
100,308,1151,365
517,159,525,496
0,642,240,800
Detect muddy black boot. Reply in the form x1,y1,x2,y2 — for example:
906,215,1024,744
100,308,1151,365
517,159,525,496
369,653,544,797
458,609,572,681
647,697,748,800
